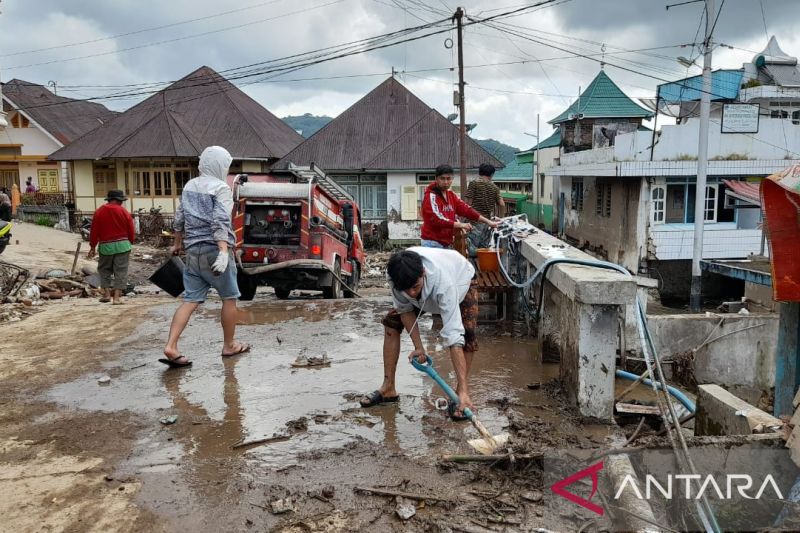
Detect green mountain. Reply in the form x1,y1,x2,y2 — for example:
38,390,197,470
475,139,520,165
281,114,333,138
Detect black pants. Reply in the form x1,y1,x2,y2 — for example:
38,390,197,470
0,205,11,222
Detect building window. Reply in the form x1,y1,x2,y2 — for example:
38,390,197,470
330,174,387,220
663,179,720,224
651,186,665,224
539,173,545,198
595,182,612,218
128,160,194,198
571,178,584,211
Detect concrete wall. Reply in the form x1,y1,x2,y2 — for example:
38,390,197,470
562,176,646,272
613,117,800,162
521,230,637,420
647,314,779,406
650,225,764,260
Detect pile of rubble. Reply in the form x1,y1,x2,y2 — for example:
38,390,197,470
364,252,390,278
0,263,107,322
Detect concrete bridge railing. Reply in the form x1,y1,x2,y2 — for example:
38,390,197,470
520,231,638,421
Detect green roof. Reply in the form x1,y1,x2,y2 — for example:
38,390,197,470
493,156,532,182
519,130,561,155
501,192,529,201
549,70,653,125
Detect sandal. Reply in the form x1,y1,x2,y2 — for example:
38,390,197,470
359,390,399,408
222,342,251,357
158,355,192,368
99,297,111,303
447,402,470,422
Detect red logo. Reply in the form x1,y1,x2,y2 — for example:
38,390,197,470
550,460,605,516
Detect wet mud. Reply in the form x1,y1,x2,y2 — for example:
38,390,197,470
2,290,631,531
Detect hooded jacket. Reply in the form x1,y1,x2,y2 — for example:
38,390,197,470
420,182,481,247
174,146,235,249
389,247,475,347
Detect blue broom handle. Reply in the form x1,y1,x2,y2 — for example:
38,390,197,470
411,355,474,420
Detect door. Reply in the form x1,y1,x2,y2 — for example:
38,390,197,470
37,169,60,192
0,169,18,190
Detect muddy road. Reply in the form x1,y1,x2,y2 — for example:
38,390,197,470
1,285,624,532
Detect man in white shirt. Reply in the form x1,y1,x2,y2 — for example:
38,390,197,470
360,247,479,420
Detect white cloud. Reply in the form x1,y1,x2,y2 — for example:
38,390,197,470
2,0,799,149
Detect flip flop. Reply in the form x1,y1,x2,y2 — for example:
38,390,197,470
447,402,470,422
222,343,251,357
359,390,400,407
158,356,192,368
99,297,111,303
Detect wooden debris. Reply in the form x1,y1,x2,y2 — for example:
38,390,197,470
232,432,291,449
354,486,450,503
615,402,660,415
440,453,543,463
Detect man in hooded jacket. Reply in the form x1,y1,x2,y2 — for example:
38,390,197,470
160,146,250,368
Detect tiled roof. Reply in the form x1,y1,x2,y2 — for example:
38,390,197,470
49,66,303,161
549,70,653,124
274,77,502,171
3,79,118,145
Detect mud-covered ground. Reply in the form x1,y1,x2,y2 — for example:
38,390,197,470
5,225,727,532
0,222,639,532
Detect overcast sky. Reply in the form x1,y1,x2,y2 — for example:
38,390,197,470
2,0,799,150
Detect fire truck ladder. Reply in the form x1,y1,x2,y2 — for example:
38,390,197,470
287,163,354,203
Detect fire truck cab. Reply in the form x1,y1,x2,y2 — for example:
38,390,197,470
230,164,365,300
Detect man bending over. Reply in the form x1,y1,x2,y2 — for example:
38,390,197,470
360,247,479,419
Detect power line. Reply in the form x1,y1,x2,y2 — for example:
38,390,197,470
0,0,290,58
5,0,345,71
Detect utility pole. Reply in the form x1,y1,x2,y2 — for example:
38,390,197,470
689,0,714,312
0,1,7,129
535,113,540,224
454,7,467,194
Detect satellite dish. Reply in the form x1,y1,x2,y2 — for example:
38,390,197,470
446,113,458,122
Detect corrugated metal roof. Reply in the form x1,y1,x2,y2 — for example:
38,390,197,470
2,79,118,145
723,179,761,206
763,64,800,88
549,71,653,124
657,69,743,103
49,66,304,161
274,77,502,171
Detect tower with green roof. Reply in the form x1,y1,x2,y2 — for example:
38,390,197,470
549,70,653,153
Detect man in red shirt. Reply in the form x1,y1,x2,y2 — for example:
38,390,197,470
87,190,135,304
421,164,497,248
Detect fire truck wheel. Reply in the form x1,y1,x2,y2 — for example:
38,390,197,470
322,259,342,299
344,260,359,298
237,273,258,301
274,287,291,299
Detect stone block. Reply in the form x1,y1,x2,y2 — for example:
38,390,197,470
793,387,800,409
696,384,784,436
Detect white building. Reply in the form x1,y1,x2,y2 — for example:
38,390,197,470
548,37,797,299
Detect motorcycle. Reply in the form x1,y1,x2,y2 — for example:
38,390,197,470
0,219,11,254
79,216,92,242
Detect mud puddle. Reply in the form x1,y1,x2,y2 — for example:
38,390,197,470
47,296,577,463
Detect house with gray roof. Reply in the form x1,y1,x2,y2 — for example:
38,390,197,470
0,79,117,195
49,66,304,213
274,76,503,239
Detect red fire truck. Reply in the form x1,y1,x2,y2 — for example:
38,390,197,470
230,164,365,300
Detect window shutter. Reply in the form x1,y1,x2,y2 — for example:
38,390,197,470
401,186,418,220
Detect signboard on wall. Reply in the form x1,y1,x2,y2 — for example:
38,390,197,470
721,103,759,133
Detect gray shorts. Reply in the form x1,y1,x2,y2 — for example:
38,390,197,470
183,244,240,303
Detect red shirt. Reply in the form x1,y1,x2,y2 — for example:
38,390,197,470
89,203,135,247
420,183,480,247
